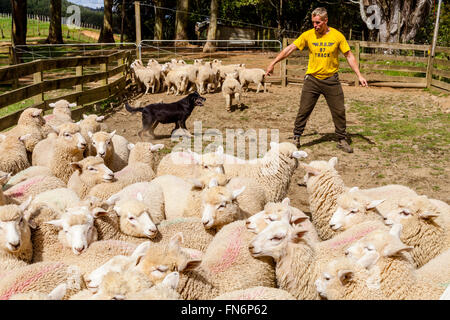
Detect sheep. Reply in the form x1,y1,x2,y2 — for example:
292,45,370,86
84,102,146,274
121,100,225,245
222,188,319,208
8,283,68,300
222,71,243,112
214,286,296,300
196,61,218,94
6,107,48,153
216,63,245,86
4,175,66,204
238,68,267,93
416,249,450,295
3,166,52,190
146,58,163,93
77,113,108,156
32,122,87,183
246,197,320,244
0,173,12,205
126,272,181,300
88,130,131,172
344,224,446,299
375,194,449,268
67,156,115,199
203,142,308,202
173,63,200,93
131,60,157,94
0,133,31,175
44,99,76,127
163,68,189,95
0,262,86,300
0,197,34,263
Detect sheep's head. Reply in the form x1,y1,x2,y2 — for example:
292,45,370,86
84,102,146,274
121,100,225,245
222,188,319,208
71,156,115,184
194,59,203,65
246,197,309,234
49,99,76,117
19,108,46,126
0,197,34,253
53,123,87,152
344,224,413,269
189,169,228,190
85,241,151,292
112,195,159,239
248,219,307,261
379,195,440,228
138,233,201,284
330,187,385,232
224,71,239,80
45,206,107,255
200,179,245,230
270,141,308,161
88,130,115,159
300,157,338,186
127,142,164,168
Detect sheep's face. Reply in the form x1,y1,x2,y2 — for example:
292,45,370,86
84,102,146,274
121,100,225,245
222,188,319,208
72,156,114,183
201,186,244,230
127,142,164,167
85,255,132,293
0,202,33,253
45,206,105,255
246,199,291,234
301,157,338,186
89,131,115,159
315,259,359,300
379,196,439,227
56,123,87,151
21,108,45,126
114,200,158,238
92,270,153,300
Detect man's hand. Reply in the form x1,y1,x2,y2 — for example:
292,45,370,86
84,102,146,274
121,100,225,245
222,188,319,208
358,75,368,87
265,63,275,77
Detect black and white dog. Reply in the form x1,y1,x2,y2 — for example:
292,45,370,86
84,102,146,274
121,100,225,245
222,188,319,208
125,91,206,139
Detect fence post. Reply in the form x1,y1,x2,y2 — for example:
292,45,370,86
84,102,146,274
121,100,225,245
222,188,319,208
33,65,44,104
135,1,142,60
101,59,108,86
354,41,360,87
76,65,84,94
9,46,18,89
281,37,287,87
426,45,434,89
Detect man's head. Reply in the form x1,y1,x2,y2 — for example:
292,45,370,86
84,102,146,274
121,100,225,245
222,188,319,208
311,7,328,35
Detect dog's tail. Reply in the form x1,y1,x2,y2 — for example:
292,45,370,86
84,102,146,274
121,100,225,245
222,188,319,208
125,102,144,113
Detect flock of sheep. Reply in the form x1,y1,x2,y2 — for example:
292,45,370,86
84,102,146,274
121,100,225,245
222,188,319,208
130,58,267,111
0,58,448,300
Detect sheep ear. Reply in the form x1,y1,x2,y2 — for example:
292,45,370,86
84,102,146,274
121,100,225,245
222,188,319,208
419,212,439,219
208,178,219,188
290,228,308,243
291,150,308,159
92,207,108,218
231,186,246,200
127,143,135,151
113,205,121,216
51,125,60,134
82,114,88,119
328,157,338,168
178,257,202,272
0,172,12,185
136,192,144,202
32,109,42,117
189,178,204,189
367,199,385,210
19,133,32,142
281,197,290,206
150,143,164,152
48,283,67,300
106,194,120,206
382,241,414,257
269,141,279,150
96,116,105,122
162,272,180,290
290,213,309,226
88,131,93,139
131,241,151,261
389,223,403,239
70,162,82,172
19,196,33,212
109,130,116,138
349,186,359,193
69,103,77,108
45,219,64,229
338,270,354,285
300,163,321,176
169,233,184,251
49,103,56,108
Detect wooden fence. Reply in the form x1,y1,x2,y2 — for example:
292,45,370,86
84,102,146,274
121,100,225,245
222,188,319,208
280,39,449,92
0,49,133,131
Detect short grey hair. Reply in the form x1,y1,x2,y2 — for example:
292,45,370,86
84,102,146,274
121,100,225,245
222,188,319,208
312,7,328,20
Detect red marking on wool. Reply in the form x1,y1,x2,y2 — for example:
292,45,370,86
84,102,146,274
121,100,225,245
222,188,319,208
208,226,245,274
238,287,266,300
114,167,129,177
329,226,377,249
5,176,45,199
0,262,65,300
44,115,55,120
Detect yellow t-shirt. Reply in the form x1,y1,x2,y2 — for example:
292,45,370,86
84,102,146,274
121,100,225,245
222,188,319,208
293,27,350,79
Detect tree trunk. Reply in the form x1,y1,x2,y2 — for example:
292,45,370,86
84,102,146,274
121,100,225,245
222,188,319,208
203,0,218,53
175,0,189,46
154,0,164,41
47,0,63,44
10,0,27,46
98,0,115,43
120,0,125,43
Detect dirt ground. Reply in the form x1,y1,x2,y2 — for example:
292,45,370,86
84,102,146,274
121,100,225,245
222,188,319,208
102,74,449,214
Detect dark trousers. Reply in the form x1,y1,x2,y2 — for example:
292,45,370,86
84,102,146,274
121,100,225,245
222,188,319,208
293,73,348,141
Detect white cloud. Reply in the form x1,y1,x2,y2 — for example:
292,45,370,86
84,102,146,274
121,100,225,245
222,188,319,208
69,0,104,9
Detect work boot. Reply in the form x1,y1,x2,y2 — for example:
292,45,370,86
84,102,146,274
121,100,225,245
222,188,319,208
293,135,301,149
337,139,353,153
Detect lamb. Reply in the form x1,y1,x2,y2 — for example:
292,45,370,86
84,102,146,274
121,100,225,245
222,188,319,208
203,142,308,202
416,249,450,295
163,68,189,95
0,262,86,300
77,113,108,156
67,156,115,199
0,133,31,175
238,68,267,93
216,63,245,86
31,122,87,183
126,272,181,300
3,166,52,190
27,188,82,220
44,99,76,127
214,286,295,300
222,71,243,112
131,60,157,94
8,283,68,300
88,130,131,172
0,197,34,263
146,58,163,93
375,194,449,268
6,107,48,153
4,175,66,204
196,61,218,94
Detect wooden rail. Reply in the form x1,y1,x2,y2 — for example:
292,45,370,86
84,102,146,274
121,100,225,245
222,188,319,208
0,50,132,132
281,39,449,92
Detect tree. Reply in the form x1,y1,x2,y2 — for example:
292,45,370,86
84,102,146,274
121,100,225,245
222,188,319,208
98,0,115,43
10,0,27,46
175,0,189,46
203,0,218,52
154,0,165,41
47,0,63,44
354,0,432,43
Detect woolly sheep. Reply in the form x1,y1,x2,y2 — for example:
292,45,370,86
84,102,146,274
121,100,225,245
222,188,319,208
173,63,200,93
222,71,243,112
131,60,157,94
3,166,52,190
203,142,308,202
126,272,181,300
6,107,48,153
164,68,188,95
27,188,81,222
0,262,86,300
32,122,87,183
9,283,67,300
216,63,245,85
0,173,12,205
214,286,295,300
67,156,115,199
88,130,131,172
146,58,163,93
4,175,66,204
77,113,108,156
44,99,76,127
416,249,450,296
375,194,449,267
0,133,31,175
238,68,267,93
196,61,218,94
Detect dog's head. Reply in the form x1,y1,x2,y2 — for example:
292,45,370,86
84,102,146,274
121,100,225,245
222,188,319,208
189,91,206,107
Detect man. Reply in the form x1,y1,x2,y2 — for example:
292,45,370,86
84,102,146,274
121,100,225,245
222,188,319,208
265,7,368,153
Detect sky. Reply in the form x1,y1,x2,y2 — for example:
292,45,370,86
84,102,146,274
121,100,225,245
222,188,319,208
68,0,104,9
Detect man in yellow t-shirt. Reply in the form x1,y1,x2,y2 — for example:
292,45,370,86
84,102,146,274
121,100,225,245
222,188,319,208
266,7,368,153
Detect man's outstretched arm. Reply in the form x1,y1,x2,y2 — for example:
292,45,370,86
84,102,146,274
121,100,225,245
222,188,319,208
265,43,299,76
344,50,368,87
